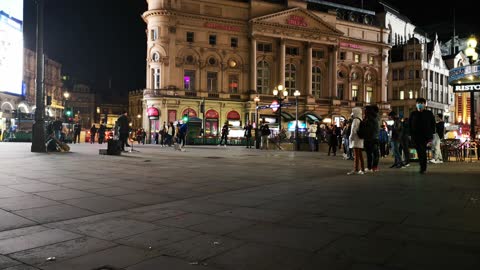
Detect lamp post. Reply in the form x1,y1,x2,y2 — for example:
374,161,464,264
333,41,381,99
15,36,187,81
465,36,478,140
254,96,260,149
31,0,46,152
63,91,70,120
137,114,141,129
273,84,288,134
294,90,300,150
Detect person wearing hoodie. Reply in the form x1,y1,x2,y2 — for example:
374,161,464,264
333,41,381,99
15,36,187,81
363,105,380,172
348,107,365,175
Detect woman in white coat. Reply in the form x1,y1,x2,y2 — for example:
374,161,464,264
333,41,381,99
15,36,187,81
348,107,365,175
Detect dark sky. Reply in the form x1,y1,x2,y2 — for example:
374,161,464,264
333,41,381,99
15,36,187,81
22,0,478,97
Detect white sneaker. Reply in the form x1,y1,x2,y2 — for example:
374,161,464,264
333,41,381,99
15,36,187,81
217,144,221,147
436,160,443,164
357,171,365,175
364,169,371,173
224,145,227,147
347,171,356,175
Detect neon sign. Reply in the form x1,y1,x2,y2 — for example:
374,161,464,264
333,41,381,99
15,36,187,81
286,15,308,27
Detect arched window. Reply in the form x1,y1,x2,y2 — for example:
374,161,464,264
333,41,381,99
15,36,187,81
285,64,297,96
312,66,322,98
257,61,270,94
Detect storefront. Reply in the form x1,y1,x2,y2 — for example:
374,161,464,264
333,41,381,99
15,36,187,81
205,109,219,136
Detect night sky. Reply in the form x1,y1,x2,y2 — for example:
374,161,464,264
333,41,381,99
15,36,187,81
22,0,478,97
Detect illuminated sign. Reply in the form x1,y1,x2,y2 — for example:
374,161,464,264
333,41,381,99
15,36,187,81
147,106,160,120
449,64,480,84
340,42,362,50
453,84,480,92
204,22,241,32
270,100,279,112
286,15,308,27
0,0,23,95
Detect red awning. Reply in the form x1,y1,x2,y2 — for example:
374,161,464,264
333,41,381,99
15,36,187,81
205,109,219,119
227,110,240,120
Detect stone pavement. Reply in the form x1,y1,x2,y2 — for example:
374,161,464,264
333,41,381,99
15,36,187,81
0,142,480,270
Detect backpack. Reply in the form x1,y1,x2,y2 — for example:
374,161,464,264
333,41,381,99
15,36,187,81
261,125,271,136
355,117,367,139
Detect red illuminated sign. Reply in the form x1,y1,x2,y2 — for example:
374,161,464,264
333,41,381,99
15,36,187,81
204,22,241,32
286,15,308,27
271,100,280,113
340,42,362,49
147,106,160,120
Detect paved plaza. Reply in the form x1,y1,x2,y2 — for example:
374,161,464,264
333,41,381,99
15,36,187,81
0,142,479,270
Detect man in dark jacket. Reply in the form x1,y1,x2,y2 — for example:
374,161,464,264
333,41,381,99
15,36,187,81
409,98,436,174
364,105,380,172
73,123,81,144
388,111,404,168
116,111,130,151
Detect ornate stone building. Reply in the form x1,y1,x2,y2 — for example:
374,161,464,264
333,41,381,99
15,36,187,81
141,0,390,136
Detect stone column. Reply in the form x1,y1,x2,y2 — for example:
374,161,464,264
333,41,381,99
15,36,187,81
306,43,313,96
380,49,389,103
250,37,257,92
329,45,338,98
279,39,286,87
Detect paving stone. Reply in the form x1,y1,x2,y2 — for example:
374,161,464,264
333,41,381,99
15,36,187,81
40,245,156,270
154,213,216,228
88,187,137,196
2,265,41,270
387,243,480,269
126,255,218,270
215,207,293,223
33,189,96,201
282,215,379,236
319,235,403,264
167,201,233,214
62,196,140,213
206,195,270,207
322,206,410,224
125,209,187,222
114,193,175,205
0,210,37,232
0,255,21,269
7,183,65,193
158,234,244,261
0,226,49,241
208,242,310,270
59,181,109,190
0,229,81,254
73,218,157,240
116,226,200,250
9,237,116,266
299,254,350,270
187,216,255,235
0,195,60,211
0,187,28,199
228,223,340,252
13,204,95,223
403,212,480,233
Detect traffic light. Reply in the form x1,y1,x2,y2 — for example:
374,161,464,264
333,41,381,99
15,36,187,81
65,108,72,117
182,114,189,123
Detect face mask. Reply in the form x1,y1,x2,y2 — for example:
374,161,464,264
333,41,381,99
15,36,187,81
416,104,425,110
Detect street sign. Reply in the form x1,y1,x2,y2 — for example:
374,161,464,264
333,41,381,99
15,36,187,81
257,105,271,110
271,100,279,112
281,102,296,107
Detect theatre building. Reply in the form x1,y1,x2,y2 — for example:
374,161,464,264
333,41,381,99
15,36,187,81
141,0,390,137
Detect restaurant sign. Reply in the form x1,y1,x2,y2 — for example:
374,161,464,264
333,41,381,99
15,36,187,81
453,84,480,93
286,15,308,27
147,106,160,120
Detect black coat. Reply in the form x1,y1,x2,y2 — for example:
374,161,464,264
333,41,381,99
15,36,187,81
409,110,435,141
117,115,129,133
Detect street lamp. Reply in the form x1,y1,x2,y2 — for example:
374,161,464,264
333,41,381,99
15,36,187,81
465,35,478,140
294,90,300,150
137,114,141,129
272,84,288,133
254,96,260,149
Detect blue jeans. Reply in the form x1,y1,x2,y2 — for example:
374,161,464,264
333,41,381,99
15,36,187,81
391,140,402,165
309,137,316,152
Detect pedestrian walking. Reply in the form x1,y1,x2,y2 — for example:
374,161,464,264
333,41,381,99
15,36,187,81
98,123,106,144
409,98,436,174
363,105,380,172
347,107,365,175
244,121,253,148
388,111,404,168
379,125,388,158
308,121,318,152
90,125,97,144
430,113,445,164
327,124,338,156
260,122,270,150
73,123,81,144
218,122,229,147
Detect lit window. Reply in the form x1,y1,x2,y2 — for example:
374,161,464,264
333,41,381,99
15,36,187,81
228,74,239,93
352,85,358,101
408,90,413,99
256,61,270,94
285,64,297,96
366,87,373,103
152,68,161,89
150,29,157,41
354,54,361,63
312,66,322,98
184,70,195,91
400,90,405,100
368,56,374,65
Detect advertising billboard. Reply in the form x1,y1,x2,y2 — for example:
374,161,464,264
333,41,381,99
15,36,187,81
0,0,23,95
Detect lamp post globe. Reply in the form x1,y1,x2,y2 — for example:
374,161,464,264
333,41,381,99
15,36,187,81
273,84,286,135
63,91,70,100
254,96,260,149
293,90,300,150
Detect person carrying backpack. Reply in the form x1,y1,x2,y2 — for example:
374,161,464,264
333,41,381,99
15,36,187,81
348,107,365,175
260,122,270,150
308,122,318,152
218,122,229,147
